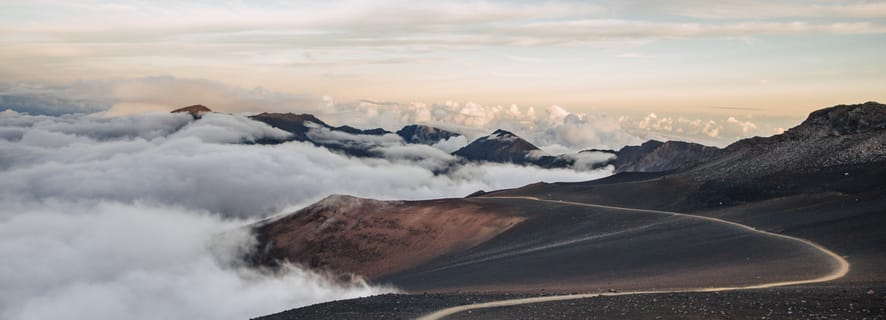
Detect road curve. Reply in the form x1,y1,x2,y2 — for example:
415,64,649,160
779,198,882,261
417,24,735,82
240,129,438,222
415,196,850,320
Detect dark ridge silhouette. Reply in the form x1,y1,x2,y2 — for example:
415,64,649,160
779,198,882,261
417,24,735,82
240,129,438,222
396,124,462,145
170,104,212,118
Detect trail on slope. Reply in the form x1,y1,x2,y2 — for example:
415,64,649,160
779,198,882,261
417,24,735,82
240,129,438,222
415,196,850,320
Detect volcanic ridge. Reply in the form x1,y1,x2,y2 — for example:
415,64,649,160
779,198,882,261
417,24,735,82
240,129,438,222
251,102,886,319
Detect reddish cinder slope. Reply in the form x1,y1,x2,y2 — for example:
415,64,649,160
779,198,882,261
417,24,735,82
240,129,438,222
250,195,525,279
171,104,212,118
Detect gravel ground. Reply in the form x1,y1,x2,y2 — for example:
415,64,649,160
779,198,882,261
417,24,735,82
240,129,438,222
254,285,886,320
253,293,538,320
448,285,886,320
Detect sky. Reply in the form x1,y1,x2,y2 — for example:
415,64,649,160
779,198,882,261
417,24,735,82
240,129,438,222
1,0,885,144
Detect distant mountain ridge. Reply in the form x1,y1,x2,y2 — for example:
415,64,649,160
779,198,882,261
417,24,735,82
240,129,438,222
452,129,578,168
786,101,886,138
247,102,886,312
171,104,212,118
606,140,720,173
248,112,329,142
453,129,541,164
396,124,461,145
170,104,742,173
686,101,886,181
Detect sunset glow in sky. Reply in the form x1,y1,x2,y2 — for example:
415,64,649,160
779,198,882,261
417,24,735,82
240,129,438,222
1,0,885,144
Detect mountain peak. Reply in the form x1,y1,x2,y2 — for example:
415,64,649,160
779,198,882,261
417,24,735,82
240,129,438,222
248,112,331,142
251,112,328,126
171,105,212,117
609,140,718,173
490,129,516,137
453,129,540,164
396,124,461,145
786,101,886,138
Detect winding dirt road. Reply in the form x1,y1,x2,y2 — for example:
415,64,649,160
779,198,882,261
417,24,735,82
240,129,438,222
416,196,850,320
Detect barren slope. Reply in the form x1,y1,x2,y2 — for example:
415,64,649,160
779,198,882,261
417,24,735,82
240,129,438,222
250,195,525,278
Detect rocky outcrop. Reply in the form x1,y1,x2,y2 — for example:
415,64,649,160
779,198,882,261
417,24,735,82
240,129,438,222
784,101,886,138
451,129,575,168
333,125,391,136
609,140,719,173
171,104,212,118
248,112,393,157
453,129,538,164
396,125,462,145
248,112,328,141
686,102,886,182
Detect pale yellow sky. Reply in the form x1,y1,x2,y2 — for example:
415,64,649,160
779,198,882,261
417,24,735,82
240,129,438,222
1,0,885,120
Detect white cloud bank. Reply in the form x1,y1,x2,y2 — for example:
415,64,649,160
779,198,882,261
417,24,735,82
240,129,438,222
2,76,800,148
0,110,613,320
0,202,385,320
1,77,648,150
335,100,643,151
619,111,789,146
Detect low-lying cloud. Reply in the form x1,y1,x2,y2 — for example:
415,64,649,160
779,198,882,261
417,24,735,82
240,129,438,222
0,202,386,320
0,110,612,320
0,77,645,151
2,76,795,148
0,77,328,117
336,100,643,151
619,111,792,146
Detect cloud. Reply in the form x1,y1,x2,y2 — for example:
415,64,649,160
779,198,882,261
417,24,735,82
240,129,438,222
617,52,649,58
430,135,469,153
1,76,647,151
0,111,615,216
618,112,787,146
0,83,114,116
3,1,883,52
1,77,327,116
725,116,759,135
502,19,886,46
655,1,886,19
335,100,641,151
374,143,458,172
171,113,292,144
0,110,616,319
305,125,401,146
0,201,387,320
5,76,807,150
3,1,883,94
1,78,641,153
534,109,642,151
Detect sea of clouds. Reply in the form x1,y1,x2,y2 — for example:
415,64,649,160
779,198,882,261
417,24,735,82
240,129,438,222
1,76,788,319
0,109,614,320
0,76,791,150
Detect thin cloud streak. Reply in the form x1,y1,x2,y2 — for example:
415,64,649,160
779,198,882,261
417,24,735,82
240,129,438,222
1,1,884,112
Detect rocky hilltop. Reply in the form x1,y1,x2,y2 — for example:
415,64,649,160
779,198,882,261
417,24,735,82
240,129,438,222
686,102,886,183
172,104,885,176
785,101,886,138
248,112,329,141
451,129,575,168
170,104,212,118
396,124,462,145
171,104,722,172
251,102,886,320
607,140,719,173
248,195,524,279
452,129,540,164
